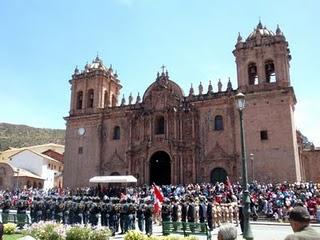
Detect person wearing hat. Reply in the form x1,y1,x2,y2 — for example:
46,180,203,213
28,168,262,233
285,205,320,240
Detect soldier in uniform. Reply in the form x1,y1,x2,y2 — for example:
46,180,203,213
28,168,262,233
119,198,128,234
171,197,179,231
1,194,11,223
216,202,222,227
54,196,64,223
16,195,28,228
228,203,234,223
199,196,207,232
181,198,188,231
89,196,100,226
84,196,92,225
100,195,109,227
109,197,120,236
136,199,145,232
144,198,154,236
207,196,213,230
127,198,136,231
63,196,72,224
30,196,36,223
212,202,218,229
161,198,172,222
73,196,82,224
35,196,45,223
187,197,196,232
105,197,113,228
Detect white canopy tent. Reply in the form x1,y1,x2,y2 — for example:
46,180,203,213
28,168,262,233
89,175,137,183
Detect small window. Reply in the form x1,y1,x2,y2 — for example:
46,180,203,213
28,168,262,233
76,91,83,109
260,130,268,140
87,89,94,108
155,116,165,134
48,164,51,168
78,147,83,154
214,115,224,131
113,126,120,140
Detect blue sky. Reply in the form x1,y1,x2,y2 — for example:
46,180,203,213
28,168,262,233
0,0,319,146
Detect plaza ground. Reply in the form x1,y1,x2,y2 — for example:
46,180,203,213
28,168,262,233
111,221,320,240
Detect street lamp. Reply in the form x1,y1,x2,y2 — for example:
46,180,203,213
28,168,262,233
250,153,254,182
235,92,253,240
16,168,20,189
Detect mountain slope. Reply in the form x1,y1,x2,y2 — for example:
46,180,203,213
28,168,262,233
0,123,65,151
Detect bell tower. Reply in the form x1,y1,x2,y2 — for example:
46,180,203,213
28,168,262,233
69,55,122,116
233,21,291,91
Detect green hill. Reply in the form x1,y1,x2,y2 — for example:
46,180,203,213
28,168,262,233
0,123,65,151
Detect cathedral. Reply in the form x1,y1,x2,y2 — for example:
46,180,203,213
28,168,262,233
63,22,301,187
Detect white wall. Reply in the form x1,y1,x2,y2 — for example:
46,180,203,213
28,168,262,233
10,150,59,189
10,150,43,176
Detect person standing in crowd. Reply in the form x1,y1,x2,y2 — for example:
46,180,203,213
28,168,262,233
144,198,154,236
284,205,320,240
137,198,145,232
217,224,237,240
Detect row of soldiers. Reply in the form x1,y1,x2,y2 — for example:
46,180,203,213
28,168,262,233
160,196,239,230
1,194,240,234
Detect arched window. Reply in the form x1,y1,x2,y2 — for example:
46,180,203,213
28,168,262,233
76,91,83,110
87,89,94,108
155,116,165,135
265,60,276,83
113,126,120,140
248,63,258,85
214,115,224,130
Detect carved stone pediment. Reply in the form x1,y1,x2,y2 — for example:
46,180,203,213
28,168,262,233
102,149,126,171
204,142,232,162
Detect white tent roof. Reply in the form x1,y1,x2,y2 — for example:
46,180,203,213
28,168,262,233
89,175,137,183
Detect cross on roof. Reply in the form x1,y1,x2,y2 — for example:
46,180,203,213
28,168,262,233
161,65,166,73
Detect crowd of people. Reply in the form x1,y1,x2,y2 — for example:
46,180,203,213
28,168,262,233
1,181,320,236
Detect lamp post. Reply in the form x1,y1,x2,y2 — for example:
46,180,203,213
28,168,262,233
250,153,254,182
235,92,253,240
16,168,20,189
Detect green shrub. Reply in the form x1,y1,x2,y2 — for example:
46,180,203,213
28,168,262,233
3,223,17,234
124,230,147,240
89,228,112,240
65,226,91,240
25,222,63,240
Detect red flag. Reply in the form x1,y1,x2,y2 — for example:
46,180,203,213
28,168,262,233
152,183,164,203
153,197,161,214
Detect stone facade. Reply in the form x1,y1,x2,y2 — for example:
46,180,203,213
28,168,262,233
63,22,301,187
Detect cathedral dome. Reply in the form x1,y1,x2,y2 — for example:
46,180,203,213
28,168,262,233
247,21,275,40
142,70,184,101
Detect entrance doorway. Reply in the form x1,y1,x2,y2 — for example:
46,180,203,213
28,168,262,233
149,151,171,185
210,167,227,184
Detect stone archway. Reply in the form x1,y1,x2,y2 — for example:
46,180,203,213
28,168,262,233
210,167,227,184
149,151,171,185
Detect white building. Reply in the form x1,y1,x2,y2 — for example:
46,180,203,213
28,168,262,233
0,144,64,190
